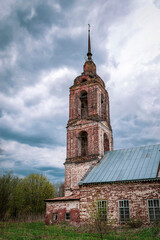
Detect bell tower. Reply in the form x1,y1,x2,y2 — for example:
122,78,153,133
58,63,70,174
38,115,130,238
64,25,113,196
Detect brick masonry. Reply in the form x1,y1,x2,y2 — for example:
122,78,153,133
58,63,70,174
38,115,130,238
45,200,80,225
79,181,160,225
65,160,98,196
65,59,113,194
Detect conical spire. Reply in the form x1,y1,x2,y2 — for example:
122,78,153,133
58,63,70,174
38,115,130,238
87,24,92,60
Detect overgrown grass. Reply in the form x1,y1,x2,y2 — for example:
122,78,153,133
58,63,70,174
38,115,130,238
0,221,159,240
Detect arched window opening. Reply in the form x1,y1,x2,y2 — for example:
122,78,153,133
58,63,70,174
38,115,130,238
101,93,104,104
101,93,105,119
80,91,88,119
78,131,88,156
82,78,87,83
104,133,109,152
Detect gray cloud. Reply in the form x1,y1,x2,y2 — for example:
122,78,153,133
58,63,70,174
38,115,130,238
17,3,59,37
0,23,14,50
0,0,160,182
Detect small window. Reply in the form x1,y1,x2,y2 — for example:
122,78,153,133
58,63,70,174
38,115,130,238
97,200,107,221
65,212,70,221
118,200,130,222
53,213,58,222
148,199,160,222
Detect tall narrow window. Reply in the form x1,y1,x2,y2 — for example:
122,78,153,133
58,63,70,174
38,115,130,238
119,200,130,222
104,133,109,152
97,200,107,221
53,213,58,222
101,93,106,119
101,93,104,104
80,91,88,118
148,199,160,222
78,131,88,156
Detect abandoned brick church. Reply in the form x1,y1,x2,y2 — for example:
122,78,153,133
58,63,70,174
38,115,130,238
45,26,160,225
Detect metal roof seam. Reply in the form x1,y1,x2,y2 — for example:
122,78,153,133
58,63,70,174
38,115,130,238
81,144,160,184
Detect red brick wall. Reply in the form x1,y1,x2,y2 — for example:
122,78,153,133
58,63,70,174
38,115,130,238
66,122,113,161
66,122,99,159
79,181,160,225
45,200,80,225
69,81,110,123
65,62,113,196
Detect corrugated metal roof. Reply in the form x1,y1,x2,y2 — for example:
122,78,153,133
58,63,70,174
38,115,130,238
79,144,160,185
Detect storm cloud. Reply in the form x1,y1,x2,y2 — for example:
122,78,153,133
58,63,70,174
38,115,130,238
0,0,160,182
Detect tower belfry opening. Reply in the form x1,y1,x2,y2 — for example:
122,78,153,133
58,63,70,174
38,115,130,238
80,91,88,118
78,131,88,156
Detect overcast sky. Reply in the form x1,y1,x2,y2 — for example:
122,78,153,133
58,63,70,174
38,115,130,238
0,0,160,183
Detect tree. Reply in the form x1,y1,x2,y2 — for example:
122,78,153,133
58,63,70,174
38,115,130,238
54,182,65,197
0,172,55,220
86,198,114,240
9,178,25,219
21,173,55,216
0,172,19,220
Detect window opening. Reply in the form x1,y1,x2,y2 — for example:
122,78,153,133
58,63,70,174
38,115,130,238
101,93,104,104
104,133,109,152
65,212,70,220
97,200,107,221
53,213,58,222
78,131,88,156
148,199,160,222
82,78,87,83
118,200,130,222
80,91,88,118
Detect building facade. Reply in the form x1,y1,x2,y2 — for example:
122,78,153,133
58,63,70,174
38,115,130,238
45,27,160,225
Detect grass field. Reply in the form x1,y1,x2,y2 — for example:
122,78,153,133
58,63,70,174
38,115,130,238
0,221,160,240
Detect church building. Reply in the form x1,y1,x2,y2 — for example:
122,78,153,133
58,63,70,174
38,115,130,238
45,26,160,225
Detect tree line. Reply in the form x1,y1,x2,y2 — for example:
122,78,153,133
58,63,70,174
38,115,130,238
0,172,64,221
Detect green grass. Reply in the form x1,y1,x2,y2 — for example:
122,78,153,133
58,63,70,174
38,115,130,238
0,221,159,240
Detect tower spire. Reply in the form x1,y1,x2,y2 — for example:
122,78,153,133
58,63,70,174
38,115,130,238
87,24,92,60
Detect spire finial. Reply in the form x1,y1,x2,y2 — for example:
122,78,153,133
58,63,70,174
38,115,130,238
87,24,92,60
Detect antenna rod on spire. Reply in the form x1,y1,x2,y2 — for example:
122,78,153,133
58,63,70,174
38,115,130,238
87,24,92,60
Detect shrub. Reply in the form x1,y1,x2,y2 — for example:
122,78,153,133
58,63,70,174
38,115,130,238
127,218,143,228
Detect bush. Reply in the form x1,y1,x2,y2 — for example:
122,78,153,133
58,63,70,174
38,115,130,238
127,218,143,228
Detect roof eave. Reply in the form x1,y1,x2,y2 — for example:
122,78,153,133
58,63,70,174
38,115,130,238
80,177,160,186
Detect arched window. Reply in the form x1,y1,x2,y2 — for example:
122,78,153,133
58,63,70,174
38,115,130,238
82,78,87,83
78,131,88,156
101,93,104,104
80,91,88,119
101,93,105,119
104,133,109,152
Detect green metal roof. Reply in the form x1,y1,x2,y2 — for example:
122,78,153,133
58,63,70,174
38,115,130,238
79,144,160,185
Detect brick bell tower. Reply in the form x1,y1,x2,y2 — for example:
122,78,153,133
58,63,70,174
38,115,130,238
64,25,113,196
